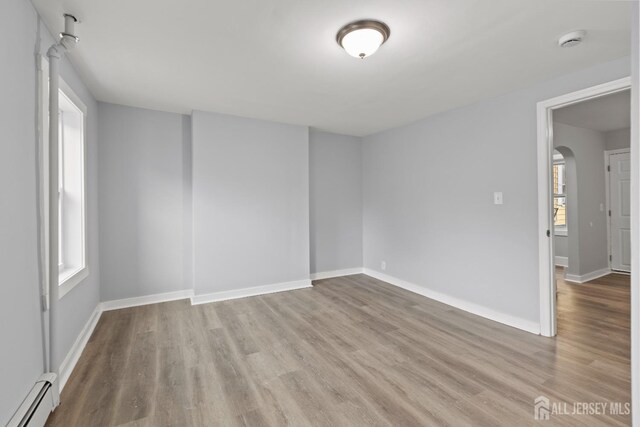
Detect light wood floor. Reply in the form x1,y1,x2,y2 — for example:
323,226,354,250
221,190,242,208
47,272,631,426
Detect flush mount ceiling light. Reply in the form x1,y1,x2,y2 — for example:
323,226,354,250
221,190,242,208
336,20,390,59
558,30,586,48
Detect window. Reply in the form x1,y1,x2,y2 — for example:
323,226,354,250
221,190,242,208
57,87,88,294
553,151,567,235
40,57,89,299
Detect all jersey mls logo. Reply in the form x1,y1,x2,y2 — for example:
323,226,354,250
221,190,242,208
534,396,550,421
533,395,630,420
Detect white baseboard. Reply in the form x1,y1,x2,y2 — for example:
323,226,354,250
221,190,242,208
58,304,102,392
310,268,364,280
555,256,568,267
564,267,611,284
58,288,193,394
362,269,540,335
57,280,308,395
191,279,312,305
100,289,194,312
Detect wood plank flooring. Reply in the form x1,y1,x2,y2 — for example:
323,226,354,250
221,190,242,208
47,272,631,426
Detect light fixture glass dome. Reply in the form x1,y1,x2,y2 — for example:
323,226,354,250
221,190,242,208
337,20,390,59
341,28,384,58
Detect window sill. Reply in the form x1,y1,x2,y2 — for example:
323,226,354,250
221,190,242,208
59,267,89,299
554,228,568,237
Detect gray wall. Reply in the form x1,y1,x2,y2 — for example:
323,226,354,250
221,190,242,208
98,103,191,300
554,123,609,276
0,1,47,422
192,111,310,295
606,128,631,151
0,1,101,423
555,236,568,259
631,7,639,424
309,130,363,274
362,57,629,325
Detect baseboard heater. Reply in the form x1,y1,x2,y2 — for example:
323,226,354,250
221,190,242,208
7,374,59,427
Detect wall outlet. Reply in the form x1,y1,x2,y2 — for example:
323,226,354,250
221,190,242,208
381,261,386,271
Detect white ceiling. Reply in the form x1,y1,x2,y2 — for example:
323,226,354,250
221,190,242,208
554,90,630,132
32,0,631,136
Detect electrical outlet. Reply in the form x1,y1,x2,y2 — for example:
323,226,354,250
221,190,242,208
381,261,386,271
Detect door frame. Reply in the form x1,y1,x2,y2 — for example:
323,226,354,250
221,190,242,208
537,76,631,337
605,148,632,273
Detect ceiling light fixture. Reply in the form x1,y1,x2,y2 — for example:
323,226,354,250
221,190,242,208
336,20,390,59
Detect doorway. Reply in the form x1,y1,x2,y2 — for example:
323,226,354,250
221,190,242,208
536,79,635,427
552,89,631,283
537,77,631,337
607,149,632,272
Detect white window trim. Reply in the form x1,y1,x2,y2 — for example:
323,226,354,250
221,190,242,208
39,56,90,300
58,111,65,269
552,158,568,236
59,267,90,298
554,227,568,237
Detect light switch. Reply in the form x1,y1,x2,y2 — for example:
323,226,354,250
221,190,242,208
493,192,503,205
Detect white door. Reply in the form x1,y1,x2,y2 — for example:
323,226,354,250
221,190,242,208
609,151,631,272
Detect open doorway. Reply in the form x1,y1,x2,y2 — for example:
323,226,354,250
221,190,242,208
535,78,633,423
553,89,631,281
537,77,631,337
550,90,631,349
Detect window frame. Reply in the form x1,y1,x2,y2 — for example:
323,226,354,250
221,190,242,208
39,56,90,300
58,111,65,269
552,154,568,237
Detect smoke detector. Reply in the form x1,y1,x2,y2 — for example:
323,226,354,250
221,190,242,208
558,30,586,48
